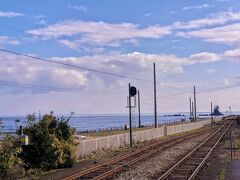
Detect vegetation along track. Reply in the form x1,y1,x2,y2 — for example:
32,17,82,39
63,124,219,180
155,120,233,180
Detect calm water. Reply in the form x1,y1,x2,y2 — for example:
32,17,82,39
0,112,233,133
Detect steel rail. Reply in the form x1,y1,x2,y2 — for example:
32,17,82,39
188,122,232,180
157,121,232,180
92,133,201,180
63,127,215,180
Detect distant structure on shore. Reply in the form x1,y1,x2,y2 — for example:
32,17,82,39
211,105,223,116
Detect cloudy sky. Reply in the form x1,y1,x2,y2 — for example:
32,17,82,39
0,0,240,115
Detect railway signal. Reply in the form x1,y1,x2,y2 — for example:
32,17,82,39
128,83,137,147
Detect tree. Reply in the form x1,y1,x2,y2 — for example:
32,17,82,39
20,112,78,170
0,135,25,179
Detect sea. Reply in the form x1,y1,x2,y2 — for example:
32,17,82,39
0,112,232,133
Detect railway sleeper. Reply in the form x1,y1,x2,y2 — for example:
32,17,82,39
169,175,190,179
167,173,191,180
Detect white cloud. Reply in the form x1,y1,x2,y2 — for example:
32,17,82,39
26,20,171,48
68,4,87,12
177,23,240,45
35,19,47,25
0,36,21,46
32,15,47,25
144,13,152,17
58,39,79,49
183,4,210,11
121,52,185,74
1,48,240,114
0,52,88,94
172,11,240,46
223,78,231,86
0,11,24,17
173,11,240,30
0,50,195,95
187,52,221,63
0,49,226,95
26,11,240,50
224,48,240,59
207,68,216,74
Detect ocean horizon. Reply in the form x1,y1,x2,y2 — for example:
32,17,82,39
0,111,235,133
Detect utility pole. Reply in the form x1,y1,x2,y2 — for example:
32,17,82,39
230,130,233,159
194,86,197,122
192,101,194,121
38,110,41,120
189,97,192,121
153,62,157,128
128,83,133,147
229,106,232,116
138,90,141,128
211,102,213,126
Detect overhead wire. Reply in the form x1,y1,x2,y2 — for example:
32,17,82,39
1,48,239,99
0,48,191,92
0,48,155,83
0,23,192,93
197,83,240,94
0,80,124,94
0,25,234,95
1,25,239,113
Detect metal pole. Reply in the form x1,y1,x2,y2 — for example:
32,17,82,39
230,130,233,159
138,90,141,128
128,83,133,147
189,97,192,121
20,125,23,135
192,101,194,122
154,62,157,128
211,102,213,126
194,86,197,122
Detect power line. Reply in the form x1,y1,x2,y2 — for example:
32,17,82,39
4,48,235,94
0,27,228,94
157,91,192,99
157,83,240,100
0,48,154,83
198,83,240,94
0,80,123,94
158,84,189,92
0,48,191,92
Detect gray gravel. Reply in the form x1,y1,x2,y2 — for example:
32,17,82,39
116,133,210,180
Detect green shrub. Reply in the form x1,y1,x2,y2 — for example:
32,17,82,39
21,112,77,171
0,135,25,179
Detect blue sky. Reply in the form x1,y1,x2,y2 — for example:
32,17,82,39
0,0,240,115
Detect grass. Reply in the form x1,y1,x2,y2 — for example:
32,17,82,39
218,157,230,180
81,118,221,138
81,125,157,137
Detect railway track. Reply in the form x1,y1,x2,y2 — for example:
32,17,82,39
155,120,233,180
63,125,218,180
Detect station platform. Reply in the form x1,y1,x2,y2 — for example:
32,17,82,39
226,159,240,180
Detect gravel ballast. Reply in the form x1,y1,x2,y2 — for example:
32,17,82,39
116,133,211,180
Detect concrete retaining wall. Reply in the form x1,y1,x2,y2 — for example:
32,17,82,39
77,118,222,156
